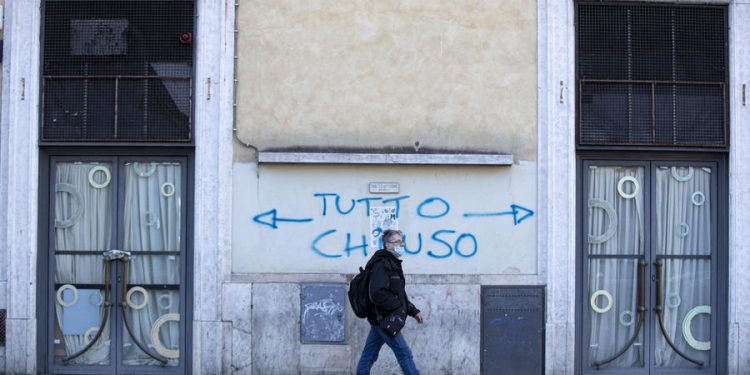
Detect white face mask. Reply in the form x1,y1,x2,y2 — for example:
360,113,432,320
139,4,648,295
393,246,405,257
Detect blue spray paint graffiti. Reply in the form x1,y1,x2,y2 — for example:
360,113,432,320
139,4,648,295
253,193,534,259
463,204,535,225
417,197,451,219
253,209,314,229
311,229,340,258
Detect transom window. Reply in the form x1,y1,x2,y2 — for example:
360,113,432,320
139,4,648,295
576,3,727,147
42,0,194,142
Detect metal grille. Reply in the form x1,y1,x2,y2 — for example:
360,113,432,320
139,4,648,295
42,1,194,142
577,3,727,147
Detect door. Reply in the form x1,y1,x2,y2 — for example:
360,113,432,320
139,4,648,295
48,156,188,374
581,160,720,374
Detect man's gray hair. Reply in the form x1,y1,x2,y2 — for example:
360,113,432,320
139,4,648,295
381,229,403,244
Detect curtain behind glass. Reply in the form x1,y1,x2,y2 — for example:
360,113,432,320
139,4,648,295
587,166,644,368
654,166,712,367
122,162,181,366
54,162,112,364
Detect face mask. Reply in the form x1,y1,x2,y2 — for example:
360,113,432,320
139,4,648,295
393,246,405,257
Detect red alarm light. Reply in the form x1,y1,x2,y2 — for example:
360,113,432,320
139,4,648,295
179,32,192,44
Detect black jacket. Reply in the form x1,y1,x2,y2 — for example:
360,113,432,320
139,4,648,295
365,249,420,326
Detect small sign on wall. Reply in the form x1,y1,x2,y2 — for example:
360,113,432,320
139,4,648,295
369,182,399,194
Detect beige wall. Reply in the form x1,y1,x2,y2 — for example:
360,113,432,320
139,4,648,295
236,0,537,161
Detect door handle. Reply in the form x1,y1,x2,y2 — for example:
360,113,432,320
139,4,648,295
102,249,132,261
593,260,647,369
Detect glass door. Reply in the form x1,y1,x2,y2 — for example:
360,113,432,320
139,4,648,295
49,157,187,374
51,158,117,371
651,164,715,371
582,161,719,374
584,163,648,372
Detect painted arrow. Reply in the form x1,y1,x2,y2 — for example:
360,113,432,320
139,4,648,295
462,204,535,225
252,209,313,229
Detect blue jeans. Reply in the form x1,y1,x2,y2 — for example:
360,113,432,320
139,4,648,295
356,325,420,375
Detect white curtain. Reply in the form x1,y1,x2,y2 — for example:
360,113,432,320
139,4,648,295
122,162,181,366
587,165,713,369
654,166,711,367
54,162,113,365
587,166,644,368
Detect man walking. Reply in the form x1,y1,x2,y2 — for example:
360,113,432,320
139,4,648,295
356,229,424,375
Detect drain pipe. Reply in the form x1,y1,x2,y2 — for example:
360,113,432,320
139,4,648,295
231,1,259,155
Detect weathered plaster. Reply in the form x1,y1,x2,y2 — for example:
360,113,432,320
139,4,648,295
350,284,482,374
230,282,480,374
235,0,538,161
300,344,352,374
251,283,301,373
222,282,253,374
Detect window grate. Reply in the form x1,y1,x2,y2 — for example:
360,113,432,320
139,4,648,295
576,3,727,147
42,1,194,142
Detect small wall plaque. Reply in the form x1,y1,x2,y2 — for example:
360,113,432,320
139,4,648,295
369,182,399,194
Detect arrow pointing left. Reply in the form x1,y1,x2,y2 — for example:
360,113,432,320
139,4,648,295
252,209,313,229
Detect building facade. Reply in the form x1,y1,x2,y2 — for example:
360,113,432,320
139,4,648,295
0,0,749,374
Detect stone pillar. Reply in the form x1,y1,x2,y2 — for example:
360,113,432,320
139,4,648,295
538,0,576,374
0,0,41,373
192,0,235,373
728,2,750,373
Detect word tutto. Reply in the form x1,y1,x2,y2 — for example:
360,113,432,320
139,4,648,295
313,194,450,219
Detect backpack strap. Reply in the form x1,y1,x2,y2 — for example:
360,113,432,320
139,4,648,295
366,258,386,320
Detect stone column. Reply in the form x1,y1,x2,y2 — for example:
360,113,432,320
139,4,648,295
538,0,576,374
728,1,750,373
0,0,42,373
192,0,235,373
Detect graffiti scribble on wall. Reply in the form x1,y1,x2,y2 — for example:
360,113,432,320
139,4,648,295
252,193,534,260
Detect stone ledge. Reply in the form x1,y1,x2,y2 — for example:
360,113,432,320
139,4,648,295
258,152,513,166
229,272,542,285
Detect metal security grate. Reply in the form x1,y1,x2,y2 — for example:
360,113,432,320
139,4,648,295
577,3,727,147
42,1,194,142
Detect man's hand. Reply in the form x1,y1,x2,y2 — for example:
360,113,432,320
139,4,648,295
414,313,424,324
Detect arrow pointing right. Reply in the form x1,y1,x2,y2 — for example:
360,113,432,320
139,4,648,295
462,204,535,225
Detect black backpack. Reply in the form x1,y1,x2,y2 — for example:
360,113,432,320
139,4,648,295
348,260,379,318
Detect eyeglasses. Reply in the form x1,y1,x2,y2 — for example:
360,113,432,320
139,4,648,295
386,240,404,245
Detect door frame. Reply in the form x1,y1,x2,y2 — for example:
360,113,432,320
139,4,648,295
37,146,195,375
575,152,729,375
